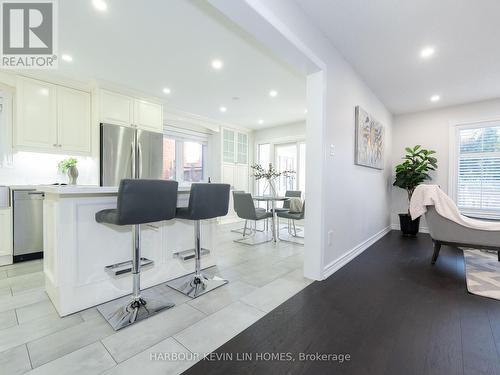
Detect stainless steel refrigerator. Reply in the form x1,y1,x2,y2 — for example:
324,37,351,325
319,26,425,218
100,123,163,186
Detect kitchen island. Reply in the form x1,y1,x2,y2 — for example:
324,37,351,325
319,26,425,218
37,185,216,316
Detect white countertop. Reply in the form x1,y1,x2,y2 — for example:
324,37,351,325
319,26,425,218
37,185,192,195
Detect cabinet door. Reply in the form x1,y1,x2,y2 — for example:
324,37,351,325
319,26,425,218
100,90,133,126
15,77,57,149
134,99,163,133
222,128,235,163
57,86,91,154
236,132,248,164
222,163,235,188
0,208,12,257
234,165,249,191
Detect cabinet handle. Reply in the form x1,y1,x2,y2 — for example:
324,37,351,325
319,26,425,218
53,144,58,147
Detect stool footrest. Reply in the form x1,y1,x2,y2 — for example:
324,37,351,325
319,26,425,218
104,257,154,278
173,248,210,261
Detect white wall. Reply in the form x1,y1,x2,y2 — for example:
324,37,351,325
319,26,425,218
391,98,500,229
212,0,393,278
253,121,306,144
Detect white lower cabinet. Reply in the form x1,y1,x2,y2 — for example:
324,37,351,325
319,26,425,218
222,163,249,222
0,208,13,263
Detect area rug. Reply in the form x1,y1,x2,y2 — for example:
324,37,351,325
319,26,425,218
462,249,500,300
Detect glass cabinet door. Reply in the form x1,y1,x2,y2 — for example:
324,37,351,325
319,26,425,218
223,129,235,163
237,132,248,164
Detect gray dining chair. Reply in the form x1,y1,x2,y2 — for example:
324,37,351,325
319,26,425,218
230,191,266,234
233,193,273,245
277,201,305,245
275,190,302,213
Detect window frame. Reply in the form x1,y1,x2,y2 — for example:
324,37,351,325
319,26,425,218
255,138,306,196
449,118,500,219
163,128,208,186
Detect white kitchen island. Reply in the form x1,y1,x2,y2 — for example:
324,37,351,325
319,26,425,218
37,185,216,316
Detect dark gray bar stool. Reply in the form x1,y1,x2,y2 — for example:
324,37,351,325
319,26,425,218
166,183,230,298
95,179,178,330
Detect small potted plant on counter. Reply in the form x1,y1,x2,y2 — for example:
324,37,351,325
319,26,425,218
393,145,437,236
58,158,79,185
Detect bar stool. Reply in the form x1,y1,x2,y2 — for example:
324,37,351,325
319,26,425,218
95,179,178,330
166,183,230,298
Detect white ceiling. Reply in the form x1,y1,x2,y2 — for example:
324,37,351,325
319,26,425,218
297,0,500,115
54,0,305,129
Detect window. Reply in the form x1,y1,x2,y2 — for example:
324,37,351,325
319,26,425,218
256,143,270,195
454,121,500,217
162,134,207,184
256,141,306,197
275,143,298,196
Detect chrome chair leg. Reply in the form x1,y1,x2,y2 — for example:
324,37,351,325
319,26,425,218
167,221,228,298
98,224,175,330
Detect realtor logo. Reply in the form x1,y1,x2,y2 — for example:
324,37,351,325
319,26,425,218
1,0,58,68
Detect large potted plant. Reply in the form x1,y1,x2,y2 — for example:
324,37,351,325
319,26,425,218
393,145,437,236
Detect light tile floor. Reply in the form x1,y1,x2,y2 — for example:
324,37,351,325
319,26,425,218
0,222,312,375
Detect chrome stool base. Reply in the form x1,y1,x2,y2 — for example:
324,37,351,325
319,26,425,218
166,272,228,299
97,288,174,331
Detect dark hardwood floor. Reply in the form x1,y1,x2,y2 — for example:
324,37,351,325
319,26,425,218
183,231,500,375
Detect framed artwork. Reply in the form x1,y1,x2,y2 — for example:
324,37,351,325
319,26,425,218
355,106,384,170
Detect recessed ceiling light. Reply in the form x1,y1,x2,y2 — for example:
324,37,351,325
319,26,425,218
162,87,171,95
211,59,223,70
61,54,73,62
430,95,441,102
258,119,264,125
269,90,278,97
304,109,308,114
92,0,107,11
39,88,49,96
420,47,435,59
219,106,227,113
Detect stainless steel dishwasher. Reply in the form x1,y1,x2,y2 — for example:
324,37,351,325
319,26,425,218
12,189,44,262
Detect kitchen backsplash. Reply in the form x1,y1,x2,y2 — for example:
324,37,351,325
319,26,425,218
0,151,98,185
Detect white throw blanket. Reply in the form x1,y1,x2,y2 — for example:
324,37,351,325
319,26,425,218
289,197,303,213
409,184,500,231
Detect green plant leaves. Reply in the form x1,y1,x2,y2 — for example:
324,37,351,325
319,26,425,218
393,146,438,201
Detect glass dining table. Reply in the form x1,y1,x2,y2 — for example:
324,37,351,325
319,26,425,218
252,195,289,243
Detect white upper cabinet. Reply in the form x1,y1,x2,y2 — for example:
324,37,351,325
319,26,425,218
236,132,248,164
133,99,163,133
222,127,248,165
57,86,91,153
15,77,91,155
15,77,57,149
99,89,163,133
223,128,235,163
99,90,133,127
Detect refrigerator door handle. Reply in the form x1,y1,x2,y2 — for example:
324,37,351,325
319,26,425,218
131,142,136,178
138,142,143,178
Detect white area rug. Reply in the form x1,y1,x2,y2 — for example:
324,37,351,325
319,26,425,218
463,249,500,300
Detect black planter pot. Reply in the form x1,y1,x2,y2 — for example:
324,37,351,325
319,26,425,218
398,214,420,236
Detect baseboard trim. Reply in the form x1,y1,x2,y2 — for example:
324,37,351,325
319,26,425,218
323,226,391,280
390,223,429,233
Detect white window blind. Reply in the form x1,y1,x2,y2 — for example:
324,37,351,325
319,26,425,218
457,122,500,217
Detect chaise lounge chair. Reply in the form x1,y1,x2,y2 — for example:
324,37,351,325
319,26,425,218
426,206,500,264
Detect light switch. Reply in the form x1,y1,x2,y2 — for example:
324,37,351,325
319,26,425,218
329,144,335,156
